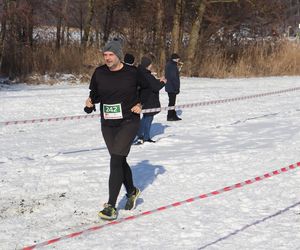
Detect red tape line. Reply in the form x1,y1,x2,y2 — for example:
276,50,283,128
22,162,300,250
2,87,300,126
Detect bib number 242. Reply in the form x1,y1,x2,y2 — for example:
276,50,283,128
103,103,123,119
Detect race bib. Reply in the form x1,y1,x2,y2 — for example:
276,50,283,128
103,103,123,119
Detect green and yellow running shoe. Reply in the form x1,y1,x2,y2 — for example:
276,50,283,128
125,187,141,210
98,203,117,220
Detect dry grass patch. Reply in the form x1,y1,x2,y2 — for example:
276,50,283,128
196,41,300,78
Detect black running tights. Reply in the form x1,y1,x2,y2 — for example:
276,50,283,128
108,154,135,207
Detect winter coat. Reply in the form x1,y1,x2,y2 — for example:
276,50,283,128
164,59,180,94
137,65,165,116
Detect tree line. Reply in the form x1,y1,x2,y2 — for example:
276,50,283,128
0,0,286,80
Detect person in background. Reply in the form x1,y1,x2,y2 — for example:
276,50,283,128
165,53,182,121
124,53,135,66
135,56,166,144
84,39,149,220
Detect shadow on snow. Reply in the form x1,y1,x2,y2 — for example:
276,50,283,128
117,159,166,209
198,201,300,249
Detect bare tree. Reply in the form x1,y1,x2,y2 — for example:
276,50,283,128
82,0,95,47
171,0,185,54
155,0,166,74
0,0,37,78
186,0,238,76
60,0,69,46
0,0,9,63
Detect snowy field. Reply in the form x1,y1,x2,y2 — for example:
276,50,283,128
0,76,300,250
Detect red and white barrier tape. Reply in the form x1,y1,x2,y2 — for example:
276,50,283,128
22,162,300,250
1,114,101,126
1,86,300,126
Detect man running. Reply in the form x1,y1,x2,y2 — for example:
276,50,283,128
84,38,149,220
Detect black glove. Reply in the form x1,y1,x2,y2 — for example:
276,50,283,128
84,105,96,114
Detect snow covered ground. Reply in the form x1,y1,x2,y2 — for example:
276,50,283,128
0,76,300,250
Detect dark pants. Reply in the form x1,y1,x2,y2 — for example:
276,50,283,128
101,119,139,207
167,93,178,118
137,114,154,140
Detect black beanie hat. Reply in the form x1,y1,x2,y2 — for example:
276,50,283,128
141,56,152,68
171,53,180,60
103,38,123,60
124,53,135,64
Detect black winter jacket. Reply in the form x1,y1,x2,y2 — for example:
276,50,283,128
164,60,180,94
137,65,165,116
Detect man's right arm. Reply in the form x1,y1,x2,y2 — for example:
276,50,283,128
88,70,101,104
84,71,98,113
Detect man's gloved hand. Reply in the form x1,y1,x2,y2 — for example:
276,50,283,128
84,105,96,114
